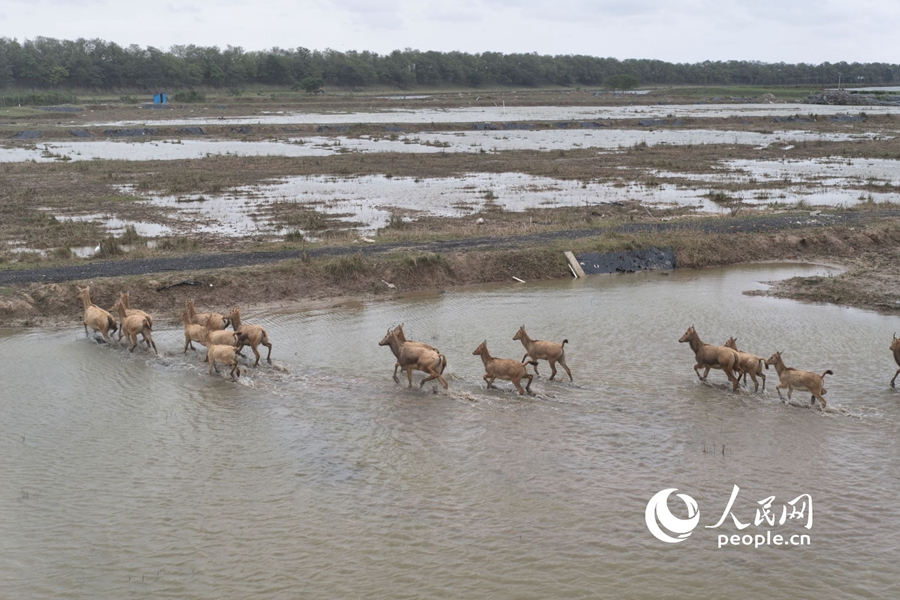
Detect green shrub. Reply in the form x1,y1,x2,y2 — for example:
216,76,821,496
171,90,207,103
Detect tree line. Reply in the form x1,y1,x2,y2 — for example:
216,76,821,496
0,36,897,92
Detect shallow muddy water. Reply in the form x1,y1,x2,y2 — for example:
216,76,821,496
91,103,899,127
3,263,900,598
0,128,881,163
125,163,900,239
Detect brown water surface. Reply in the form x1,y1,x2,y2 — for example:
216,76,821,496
3,263,899,598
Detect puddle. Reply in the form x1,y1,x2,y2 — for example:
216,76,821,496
4,241,156,259
130,173,703,236
89,103,900,127
373,128,882,153
26,150,896,241
724,157,900,186
0,128,884,163
50,213,173,237
126,165,898,238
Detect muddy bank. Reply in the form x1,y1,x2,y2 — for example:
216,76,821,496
748,252,900,314
3,208,894,286
2,214,899,328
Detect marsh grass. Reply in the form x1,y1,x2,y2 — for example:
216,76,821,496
324,252,367,280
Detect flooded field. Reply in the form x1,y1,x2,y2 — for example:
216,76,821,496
3,263,900,598
120,158,899,239
90,102,900,127
2,102,898,258
0,128,885,163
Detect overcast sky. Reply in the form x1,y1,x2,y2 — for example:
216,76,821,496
2,0,898,64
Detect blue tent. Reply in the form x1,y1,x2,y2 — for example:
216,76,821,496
153,93,168,104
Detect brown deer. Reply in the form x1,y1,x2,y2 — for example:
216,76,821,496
512,325,572,381
389,324,445,383
473,340,538,395
890,333,900,388
678,325,741,391
765,351,832,409
225,307,272,366
724,337,767,392
379,328,448,389
76,286,117,344
112,296,157,355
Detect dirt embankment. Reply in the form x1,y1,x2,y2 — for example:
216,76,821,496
2,212,899,329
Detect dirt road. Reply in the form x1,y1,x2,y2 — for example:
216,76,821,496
2,209,890,285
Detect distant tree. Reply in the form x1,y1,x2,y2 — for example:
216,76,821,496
603,73,640,92
296,76,324,93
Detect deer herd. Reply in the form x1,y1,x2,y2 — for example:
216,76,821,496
77,287,900,409
77,286,272,380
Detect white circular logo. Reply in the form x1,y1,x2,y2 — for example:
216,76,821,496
645,488,700,543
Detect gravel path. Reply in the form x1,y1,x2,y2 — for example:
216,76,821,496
2,209,893,285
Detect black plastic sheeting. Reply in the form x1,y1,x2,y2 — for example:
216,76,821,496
576,247,676,274
176,127,205,135
501,122,535,130
69,129,95,137
11,130,41,139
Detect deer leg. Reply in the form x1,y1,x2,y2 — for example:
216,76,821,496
251,344,261,367
419,369,438,388
558,355,573,381
891,368,900,388
524,373,534,393
548,360,558,381
512,376,525,395
726,367,739,392
748,372,759,393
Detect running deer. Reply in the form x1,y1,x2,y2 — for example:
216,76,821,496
473,340,538,395
512,325,572,381
678,325,741,391
765,351,832,409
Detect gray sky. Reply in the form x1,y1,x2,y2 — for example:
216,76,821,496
2,0,898,64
